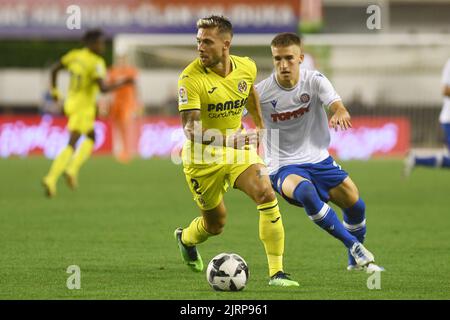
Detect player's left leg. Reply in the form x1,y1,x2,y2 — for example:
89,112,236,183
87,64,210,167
42,131,80,197
329,177,384,272
234,163,299,287
65,129,95,189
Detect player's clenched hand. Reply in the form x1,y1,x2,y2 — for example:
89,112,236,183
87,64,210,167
226,130,258,149
329,109,352,131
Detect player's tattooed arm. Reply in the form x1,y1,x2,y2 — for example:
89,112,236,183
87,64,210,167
329,100,352,131
245,85,265,130
181,109,206,145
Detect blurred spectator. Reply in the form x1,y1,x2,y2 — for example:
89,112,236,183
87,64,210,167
107,52,141,163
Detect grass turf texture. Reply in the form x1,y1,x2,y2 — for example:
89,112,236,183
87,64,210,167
0,157,449,299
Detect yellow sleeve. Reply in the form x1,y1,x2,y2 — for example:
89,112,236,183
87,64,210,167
178,74,201,112
93,58,107,80
61,50,76,67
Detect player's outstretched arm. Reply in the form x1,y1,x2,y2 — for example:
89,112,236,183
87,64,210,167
49,61,65,101
329,100,352,131
96,77,134,93
245,85,265,130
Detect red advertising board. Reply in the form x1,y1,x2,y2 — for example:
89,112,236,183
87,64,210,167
0,115,112,158
0,115,410,160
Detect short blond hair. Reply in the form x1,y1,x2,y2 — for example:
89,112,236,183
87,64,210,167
196,15,233,37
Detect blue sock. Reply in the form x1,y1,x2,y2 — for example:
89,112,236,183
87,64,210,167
415,156,437,167
343,199,366,266
415,155,450,168
293,181,358,249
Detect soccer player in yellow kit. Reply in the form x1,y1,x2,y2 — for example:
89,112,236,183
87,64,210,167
174,15,299,286
42,29,133,197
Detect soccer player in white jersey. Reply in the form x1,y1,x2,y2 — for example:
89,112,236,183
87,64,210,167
404,57,450,175
255,32,384,271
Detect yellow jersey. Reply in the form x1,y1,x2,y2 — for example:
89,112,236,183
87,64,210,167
61,48,106,113
178,55,257,134
178,55,257,166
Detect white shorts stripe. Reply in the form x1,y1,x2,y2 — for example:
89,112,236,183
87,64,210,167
309,203,330,222
343,219,366,231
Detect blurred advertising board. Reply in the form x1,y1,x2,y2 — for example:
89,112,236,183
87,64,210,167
0,0,300,38
0,115,409,160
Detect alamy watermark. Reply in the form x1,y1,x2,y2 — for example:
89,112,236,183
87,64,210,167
366,271,381,290
66,5,81,30
366,5,382,30
170,126,280,171
66,265,81,290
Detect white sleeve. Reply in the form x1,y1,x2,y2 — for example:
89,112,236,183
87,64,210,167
442,59,450,86
314,72,341,107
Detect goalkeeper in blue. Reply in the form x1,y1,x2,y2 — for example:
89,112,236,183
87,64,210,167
255,32,384,272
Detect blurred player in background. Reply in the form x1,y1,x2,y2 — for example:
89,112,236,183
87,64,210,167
42,29,134,197
404,57,450,175
174,16,298,286
256,33,384,272
107,51,140,163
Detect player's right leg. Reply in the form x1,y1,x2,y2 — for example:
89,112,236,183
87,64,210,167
175,202,226,273
42,131,80,197
64,113,96,189
280,172,377,269
175,165,227,272
233,163,299,287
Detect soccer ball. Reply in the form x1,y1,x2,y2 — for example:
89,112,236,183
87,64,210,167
206,253,249,291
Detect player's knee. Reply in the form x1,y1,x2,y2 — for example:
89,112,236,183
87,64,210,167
254,185,276,205
293,180,318,207
87,130,96,142
68,132,81,148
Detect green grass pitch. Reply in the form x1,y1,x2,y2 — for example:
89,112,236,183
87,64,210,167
0,157,449,299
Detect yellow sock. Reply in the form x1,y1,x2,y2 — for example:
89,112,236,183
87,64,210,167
181,216,212,247
46,146,74,182
257,199,285,277
66,138,94,176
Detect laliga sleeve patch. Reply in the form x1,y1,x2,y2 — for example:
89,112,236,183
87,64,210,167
178,86,188,105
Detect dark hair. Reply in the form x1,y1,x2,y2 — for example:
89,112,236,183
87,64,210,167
196,15,233,37
271,32,301,48
82,29,104,44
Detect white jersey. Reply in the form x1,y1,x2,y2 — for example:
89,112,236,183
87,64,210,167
439,58,450,124
255,69,341,174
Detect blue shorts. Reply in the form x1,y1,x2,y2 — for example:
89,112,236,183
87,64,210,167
442,123,450,150
269,156,348,207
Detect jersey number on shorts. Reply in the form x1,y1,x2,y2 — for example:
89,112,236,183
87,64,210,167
190,179,202,195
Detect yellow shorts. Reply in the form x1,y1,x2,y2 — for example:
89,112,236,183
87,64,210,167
182,145,264,210
65,107,96,134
